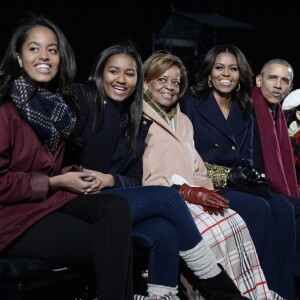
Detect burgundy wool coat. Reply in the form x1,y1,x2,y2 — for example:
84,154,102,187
0,101,77,253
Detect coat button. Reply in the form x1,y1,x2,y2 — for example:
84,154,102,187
143,120,147,125
213,144,219,148
232,145,236,150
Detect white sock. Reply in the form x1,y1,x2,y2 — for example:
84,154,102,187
146,284,179,299
179,240,221,279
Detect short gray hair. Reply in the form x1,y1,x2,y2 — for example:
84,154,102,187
260,58,294,82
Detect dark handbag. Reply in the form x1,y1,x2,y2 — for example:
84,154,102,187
226,160,270,199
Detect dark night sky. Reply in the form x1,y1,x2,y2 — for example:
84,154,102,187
1,0,300,86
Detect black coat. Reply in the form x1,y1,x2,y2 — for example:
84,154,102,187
72,84,152,188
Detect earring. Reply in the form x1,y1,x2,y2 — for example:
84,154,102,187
143,90,150,100
208,79,212,88
235,83,240,92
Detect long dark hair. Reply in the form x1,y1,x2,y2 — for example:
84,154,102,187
0,15,81,157
0,15,78,115
188,44,254,116
86,42,143,151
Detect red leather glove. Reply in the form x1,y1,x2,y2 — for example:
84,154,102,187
179,184,229,215
203,205,226,216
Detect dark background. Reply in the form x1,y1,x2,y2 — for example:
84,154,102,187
1,0,299,87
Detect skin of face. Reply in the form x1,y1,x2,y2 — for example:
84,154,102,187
256,63,293,109
103,54,137,102
144,65,181,111
17,26,60,89
209,52,240,99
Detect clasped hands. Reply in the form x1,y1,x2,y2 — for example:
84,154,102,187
75,168,115,195
179,183,229,216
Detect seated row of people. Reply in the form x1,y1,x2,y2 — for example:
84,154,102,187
0,15,298,300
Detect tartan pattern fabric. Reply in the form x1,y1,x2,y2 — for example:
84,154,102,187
185,203,284,300
143,92,177,129
134,294,178,300
11,76,77,152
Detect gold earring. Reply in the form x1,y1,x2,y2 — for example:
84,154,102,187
208,79,212,88
235,83,240,92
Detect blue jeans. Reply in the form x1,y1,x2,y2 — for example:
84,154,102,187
103,185,202,287
223,190,295,300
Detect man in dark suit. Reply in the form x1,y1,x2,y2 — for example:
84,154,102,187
251,58,300,299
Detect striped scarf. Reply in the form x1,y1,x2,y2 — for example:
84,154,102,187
10,75,77,152
143,92,177,130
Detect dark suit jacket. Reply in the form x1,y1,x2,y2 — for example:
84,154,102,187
180,94,253,168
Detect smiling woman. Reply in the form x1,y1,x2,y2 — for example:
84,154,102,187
0,16,133,300
16,26,60,87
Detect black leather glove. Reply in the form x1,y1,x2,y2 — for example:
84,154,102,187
227,160,270,199
227,160,268,187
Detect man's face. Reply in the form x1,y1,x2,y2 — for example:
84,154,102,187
256,63,293,108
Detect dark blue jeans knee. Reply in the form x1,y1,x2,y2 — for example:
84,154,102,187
133,217,179,287
104,186,202,250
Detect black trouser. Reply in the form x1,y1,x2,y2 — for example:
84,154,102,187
283,194,300,277
7,194,133,300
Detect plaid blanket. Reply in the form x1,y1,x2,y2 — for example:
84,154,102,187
184,204,284,300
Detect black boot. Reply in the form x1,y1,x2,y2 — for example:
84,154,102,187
196,264,250,300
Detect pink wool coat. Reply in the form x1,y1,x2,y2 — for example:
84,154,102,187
141,103,280,300
142,101,213,189
0,101,77,253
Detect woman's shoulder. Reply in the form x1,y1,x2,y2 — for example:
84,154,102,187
72,83,96,112
178,106,194,127
72,83,91,102
0,101,24,133
0,101,17,117
180,94,199,106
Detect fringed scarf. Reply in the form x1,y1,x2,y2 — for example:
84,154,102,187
10,75,77,152
252,86,299,197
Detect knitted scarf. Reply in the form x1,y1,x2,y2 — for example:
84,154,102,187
11,75,77,152
252,86,299,197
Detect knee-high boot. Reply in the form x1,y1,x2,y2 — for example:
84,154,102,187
180,241,250,300
196,264,250,300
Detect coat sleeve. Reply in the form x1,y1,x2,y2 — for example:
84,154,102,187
193,146,214,190
113,156,143,187
0,104,49,204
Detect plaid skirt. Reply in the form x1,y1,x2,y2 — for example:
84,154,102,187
184,203,284,300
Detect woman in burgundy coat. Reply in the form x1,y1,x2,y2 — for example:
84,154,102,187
0,16,133,300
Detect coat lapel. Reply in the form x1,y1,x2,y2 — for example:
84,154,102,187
195,94,238,144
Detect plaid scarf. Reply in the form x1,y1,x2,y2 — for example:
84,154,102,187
10,76,77,152
143,92,177,130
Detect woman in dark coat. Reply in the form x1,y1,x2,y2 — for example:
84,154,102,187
180,44,295,300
